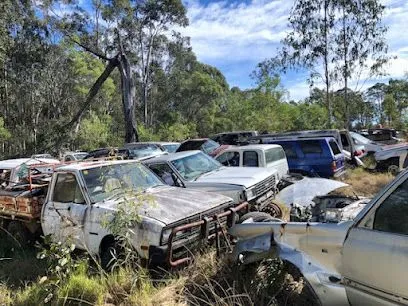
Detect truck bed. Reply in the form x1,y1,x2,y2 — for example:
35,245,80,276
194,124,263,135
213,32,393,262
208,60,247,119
0,187,46,221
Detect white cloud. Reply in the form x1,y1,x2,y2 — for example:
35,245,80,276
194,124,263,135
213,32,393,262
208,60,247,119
181,0,291,62
181,0,408,100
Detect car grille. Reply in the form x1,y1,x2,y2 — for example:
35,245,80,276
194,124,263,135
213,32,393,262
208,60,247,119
161,203,231,246
254,175,276,197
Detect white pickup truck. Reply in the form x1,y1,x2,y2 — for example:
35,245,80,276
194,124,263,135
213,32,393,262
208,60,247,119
1,159,246,267
143,151,282,218
214,144,289,182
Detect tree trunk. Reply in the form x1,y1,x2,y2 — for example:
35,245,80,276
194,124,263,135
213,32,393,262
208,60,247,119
323,0,332,128
342,2,350,129
118,53,138,143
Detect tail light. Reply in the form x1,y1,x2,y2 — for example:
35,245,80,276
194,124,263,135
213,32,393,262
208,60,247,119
354,150,363,156
331,161,337,171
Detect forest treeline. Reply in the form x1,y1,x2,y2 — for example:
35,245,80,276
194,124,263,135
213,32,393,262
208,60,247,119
0,0,407,158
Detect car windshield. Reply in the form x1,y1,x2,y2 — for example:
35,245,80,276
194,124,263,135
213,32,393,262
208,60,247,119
82,162,163,203
202,139,220,154
127,144,164,158
350,131,375,145
162,144,180,153
171,152,222,181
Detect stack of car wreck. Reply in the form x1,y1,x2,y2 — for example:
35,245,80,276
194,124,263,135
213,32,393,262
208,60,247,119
0,128,407,304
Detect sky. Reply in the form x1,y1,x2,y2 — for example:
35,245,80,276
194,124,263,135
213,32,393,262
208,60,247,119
179,0,408,100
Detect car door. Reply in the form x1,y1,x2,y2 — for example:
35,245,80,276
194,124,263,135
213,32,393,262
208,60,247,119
41,172,89,248
342,174,408,305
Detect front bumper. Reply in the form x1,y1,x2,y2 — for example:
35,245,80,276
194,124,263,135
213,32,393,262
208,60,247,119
151,201,249,267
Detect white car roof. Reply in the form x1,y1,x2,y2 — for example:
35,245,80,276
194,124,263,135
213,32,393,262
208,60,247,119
0,158,60,169
56,159,141,172
220,144,283,153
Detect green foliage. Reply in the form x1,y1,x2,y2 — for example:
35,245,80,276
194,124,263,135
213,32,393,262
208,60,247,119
76,113,112,151
0,284,12,306
58,273,105,306
157,122,197,141
0,117,11,142
15,282,48,306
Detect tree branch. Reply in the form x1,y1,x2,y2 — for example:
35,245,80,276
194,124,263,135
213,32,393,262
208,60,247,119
67,33,111,61
65,56,119,129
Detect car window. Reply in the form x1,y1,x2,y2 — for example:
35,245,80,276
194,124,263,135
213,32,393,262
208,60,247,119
329,140,341,155
300,140,322,154
341,134,349,146
216,151,240,166
202,139,220,154
265,148,286,165
243,151,259,167
148,163,179,186
53,173,85,204
373,180,408,235
280,143,298,159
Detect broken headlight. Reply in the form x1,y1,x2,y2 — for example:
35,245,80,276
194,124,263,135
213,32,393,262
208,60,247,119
161,228,173,245
245,188,257,201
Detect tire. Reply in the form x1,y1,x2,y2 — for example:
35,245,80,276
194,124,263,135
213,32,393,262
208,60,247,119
238,212,283,224
388,164,400,176
7,221,30,247
100,241,120,271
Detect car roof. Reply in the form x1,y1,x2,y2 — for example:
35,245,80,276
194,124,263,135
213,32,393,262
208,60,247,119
222,144,283,152
0,158,60,169
143,150,202,163
263,137,336,142
56,159,140,172
213,131,257,136
134,141,180,145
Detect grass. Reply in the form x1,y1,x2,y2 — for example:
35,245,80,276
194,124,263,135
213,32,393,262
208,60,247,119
341,167,394,197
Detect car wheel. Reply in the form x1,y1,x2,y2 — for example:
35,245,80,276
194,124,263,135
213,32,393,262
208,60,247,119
100,241,120,271
7,221,31,247
388,164,399,176
238,212,283,224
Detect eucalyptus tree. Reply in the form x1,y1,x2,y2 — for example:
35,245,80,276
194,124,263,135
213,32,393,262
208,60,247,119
333,0,389,129
42,0,188,143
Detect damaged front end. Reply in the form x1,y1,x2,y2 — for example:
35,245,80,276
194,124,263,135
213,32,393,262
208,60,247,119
276,177,370,223
229,221,353,305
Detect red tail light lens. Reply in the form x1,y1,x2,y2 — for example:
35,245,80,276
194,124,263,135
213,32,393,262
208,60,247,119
331,161,337,171
354,150,363,156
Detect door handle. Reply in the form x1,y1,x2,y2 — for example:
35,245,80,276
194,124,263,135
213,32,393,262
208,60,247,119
48,207,55,211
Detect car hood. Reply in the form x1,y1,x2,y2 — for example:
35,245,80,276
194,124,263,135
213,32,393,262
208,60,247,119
96,186,233,225
276,177,348,208
194,167,274,188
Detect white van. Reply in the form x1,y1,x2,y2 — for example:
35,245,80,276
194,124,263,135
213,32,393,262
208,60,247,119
215,144,289,182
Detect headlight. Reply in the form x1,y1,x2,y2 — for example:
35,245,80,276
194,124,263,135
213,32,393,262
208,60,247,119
161,228,173,245
245,188,257,201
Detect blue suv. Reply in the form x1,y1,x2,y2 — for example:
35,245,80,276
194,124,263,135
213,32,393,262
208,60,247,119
255,137,345,178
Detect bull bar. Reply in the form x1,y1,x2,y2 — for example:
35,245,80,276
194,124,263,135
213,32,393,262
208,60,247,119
166,201,249,267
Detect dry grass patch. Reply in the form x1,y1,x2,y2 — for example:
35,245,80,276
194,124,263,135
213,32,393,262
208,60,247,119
341,168,394,197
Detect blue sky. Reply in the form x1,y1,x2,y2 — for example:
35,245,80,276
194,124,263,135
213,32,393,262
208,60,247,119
179,0,408,100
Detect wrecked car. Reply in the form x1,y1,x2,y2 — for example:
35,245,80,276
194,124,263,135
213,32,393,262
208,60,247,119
275,176,370,222
0,159,245,268
230,169,408,305
350,131,408,174
143,151,283,217
40,160,247,268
